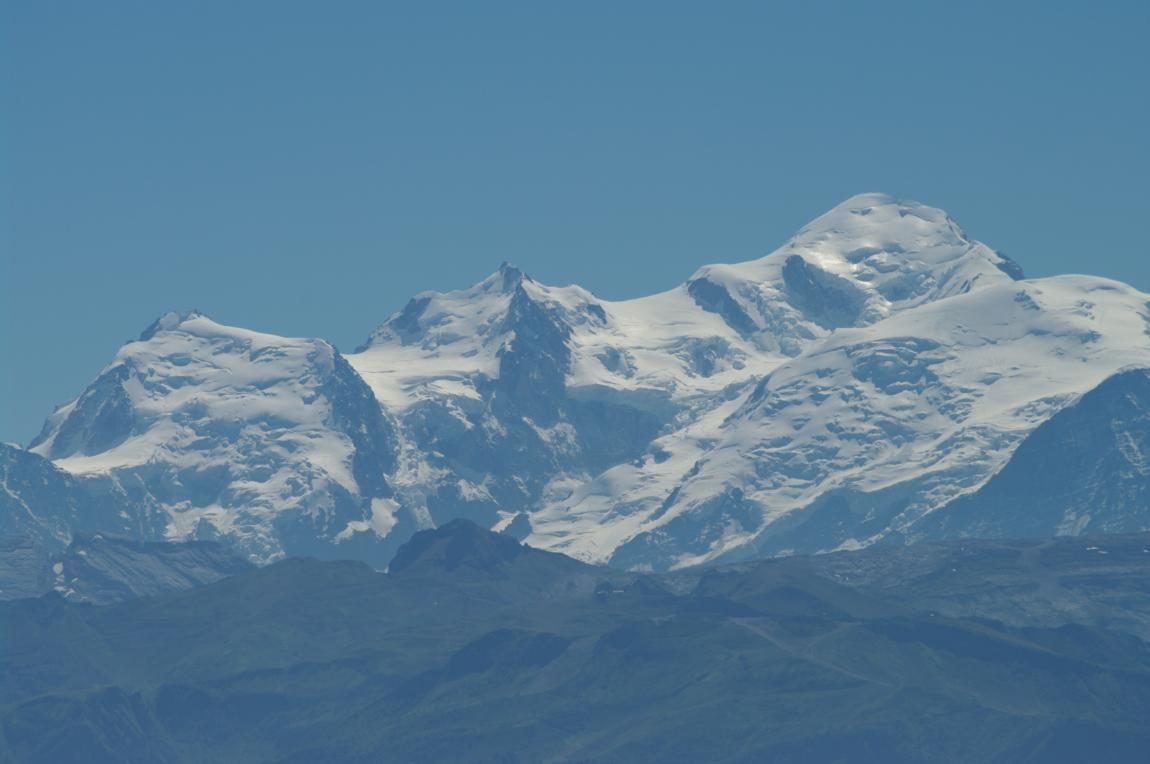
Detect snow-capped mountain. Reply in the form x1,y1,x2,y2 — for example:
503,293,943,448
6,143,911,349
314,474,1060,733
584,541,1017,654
28,312,407,566
570,274,1150,568
347,260,764,539
11,193,1150,571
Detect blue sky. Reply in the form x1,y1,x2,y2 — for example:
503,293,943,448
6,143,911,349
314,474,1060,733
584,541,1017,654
2,1,1148,442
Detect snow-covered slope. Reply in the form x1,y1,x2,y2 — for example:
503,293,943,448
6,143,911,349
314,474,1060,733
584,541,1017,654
543,275,1150,568
349,264,680,533
350,261,769,416
353,193,1021,407
921,367,1150,540
17,193,1150,571
347,193,1028,542
28,312,407,565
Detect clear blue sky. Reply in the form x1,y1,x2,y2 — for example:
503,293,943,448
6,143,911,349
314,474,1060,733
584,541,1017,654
3,1,1148,443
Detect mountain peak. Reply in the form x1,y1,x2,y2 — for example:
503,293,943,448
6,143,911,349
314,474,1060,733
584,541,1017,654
791,193,1022,280
139,309,211,341
831,191,900,208
388,519,527,575
496,261,528,292
466,261,534,295
681,193,1024,337
792,193,969,252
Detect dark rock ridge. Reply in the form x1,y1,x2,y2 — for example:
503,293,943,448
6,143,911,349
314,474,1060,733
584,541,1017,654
388,519,533,574
50,533,255,605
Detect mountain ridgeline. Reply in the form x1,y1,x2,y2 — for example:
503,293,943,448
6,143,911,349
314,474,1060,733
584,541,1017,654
6,193,1150,576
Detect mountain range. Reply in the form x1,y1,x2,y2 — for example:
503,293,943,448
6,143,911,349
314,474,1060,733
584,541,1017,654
5,192,1150,577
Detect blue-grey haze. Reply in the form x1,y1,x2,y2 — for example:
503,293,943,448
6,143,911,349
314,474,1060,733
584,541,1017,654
2,0,1148,442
